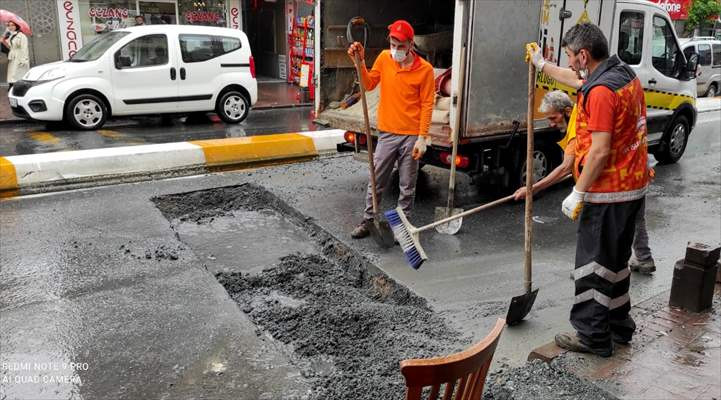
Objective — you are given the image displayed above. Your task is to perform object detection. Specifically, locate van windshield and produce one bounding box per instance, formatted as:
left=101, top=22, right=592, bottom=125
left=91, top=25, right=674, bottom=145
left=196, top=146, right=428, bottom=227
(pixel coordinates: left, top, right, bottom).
left=70, top=31, right=130, bottom=62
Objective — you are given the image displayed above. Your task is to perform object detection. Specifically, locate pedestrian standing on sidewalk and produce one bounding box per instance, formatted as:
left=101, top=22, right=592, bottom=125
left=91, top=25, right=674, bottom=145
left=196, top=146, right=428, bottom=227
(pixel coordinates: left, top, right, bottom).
left=532, top=23, right=650, bottom=357
left=2, top=20, right=29, bottom=89
left=514, top=89, right=656, bottom=274
left=347, top=20, right=435, bottom=239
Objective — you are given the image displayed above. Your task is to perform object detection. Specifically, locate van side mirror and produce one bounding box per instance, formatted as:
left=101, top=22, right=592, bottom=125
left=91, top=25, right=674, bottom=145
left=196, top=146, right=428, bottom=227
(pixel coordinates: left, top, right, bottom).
left=115, top=54, right=132, bottom=69
left=681, top=53, right=699, bottom=81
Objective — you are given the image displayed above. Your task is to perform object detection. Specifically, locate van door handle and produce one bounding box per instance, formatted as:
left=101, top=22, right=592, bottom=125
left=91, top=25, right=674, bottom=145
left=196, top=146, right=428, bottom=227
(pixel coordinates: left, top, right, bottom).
left=170, top=67, right=176, bottom=80
left=180, top=67, right=186, bottom=80
left=648, top=78, right=657, bottom=85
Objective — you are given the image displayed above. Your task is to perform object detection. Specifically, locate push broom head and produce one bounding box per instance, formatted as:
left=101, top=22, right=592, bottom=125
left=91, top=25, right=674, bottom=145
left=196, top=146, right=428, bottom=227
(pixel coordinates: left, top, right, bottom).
left=384, top=207, right=427, bottom=270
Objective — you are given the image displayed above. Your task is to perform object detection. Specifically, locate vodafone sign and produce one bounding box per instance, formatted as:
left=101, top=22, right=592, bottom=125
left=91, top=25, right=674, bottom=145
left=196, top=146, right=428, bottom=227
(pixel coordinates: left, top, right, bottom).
left=650, top=0, right=692, bottom=20
left=57, top=0, right=83, bottom=60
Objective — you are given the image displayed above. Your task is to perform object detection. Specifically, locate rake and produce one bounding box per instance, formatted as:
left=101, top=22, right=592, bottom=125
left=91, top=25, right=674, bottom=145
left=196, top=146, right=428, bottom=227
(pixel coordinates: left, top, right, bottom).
left=385, top=195, right=514, bottom=269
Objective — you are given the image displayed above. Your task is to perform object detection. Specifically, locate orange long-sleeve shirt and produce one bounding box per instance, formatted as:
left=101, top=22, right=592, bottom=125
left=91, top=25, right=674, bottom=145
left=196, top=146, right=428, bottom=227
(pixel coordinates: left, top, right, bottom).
left=360, top=50, right=435, bottom=136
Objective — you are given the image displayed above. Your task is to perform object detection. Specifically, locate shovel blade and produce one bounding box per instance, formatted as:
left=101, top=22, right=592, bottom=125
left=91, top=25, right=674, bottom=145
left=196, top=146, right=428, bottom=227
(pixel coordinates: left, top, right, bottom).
left=434, top=207, right=464, bottom=235
left=506, top=288, right=539, bottom=326
left=369, top=218, right=395, bottom=249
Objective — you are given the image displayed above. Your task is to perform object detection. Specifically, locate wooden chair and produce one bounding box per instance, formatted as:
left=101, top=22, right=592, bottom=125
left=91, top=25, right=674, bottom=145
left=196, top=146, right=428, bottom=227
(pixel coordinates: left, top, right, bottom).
left=400, top=318, right=505, bottom=400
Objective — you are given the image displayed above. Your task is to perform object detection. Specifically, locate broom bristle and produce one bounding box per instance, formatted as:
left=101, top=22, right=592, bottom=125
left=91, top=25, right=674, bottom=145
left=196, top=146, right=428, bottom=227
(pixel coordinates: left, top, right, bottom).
left=384, top=208, right=427, bottom=270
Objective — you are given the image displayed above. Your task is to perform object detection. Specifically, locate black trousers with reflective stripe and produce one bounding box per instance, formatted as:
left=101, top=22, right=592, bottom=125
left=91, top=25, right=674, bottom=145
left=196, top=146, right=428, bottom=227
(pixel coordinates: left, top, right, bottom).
left=571, top=198, right=644, bottom=351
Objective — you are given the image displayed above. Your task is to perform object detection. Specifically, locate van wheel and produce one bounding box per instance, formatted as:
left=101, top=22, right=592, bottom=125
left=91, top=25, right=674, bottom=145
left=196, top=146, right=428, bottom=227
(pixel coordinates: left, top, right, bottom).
left=654, top=115, right=689, bottom=165
left=65, top=94, right=108, bottom=130
left=216, top=91, right=249, bottom=124
left=706, top=83, right=717, bottom=98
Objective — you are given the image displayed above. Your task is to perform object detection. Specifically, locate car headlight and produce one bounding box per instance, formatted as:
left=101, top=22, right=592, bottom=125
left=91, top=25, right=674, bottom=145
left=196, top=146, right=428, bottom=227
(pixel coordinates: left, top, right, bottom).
left=36, top=68, right=66, bottom=81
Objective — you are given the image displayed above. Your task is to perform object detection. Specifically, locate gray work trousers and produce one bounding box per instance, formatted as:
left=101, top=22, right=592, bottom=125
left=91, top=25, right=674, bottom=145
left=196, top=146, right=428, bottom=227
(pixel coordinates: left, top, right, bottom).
left=632, top=200, right=652, bottom=260
left=364, top=133, right=419, bottom=221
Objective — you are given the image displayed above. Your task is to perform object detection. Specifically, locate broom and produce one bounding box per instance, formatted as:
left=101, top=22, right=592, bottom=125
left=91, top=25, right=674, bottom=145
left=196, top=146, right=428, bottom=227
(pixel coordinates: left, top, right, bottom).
left=385, top=195, right=515, bottom=269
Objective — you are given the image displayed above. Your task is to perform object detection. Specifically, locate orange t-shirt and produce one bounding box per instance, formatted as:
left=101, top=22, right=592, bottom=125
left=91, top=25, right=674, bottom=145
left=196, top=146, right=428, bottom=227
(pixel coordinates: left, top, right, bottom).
left=361, top=50, right=435, bottom=136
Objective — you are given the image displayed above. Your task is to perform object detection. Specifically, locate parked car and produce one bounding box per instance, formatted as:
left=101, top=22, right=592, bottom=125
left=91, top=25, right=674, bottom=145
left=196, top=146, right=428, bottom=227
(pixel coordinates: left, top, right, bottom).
left=8, top=25, right=257, bottom=130
left=681, top=37, right=721, bottom=97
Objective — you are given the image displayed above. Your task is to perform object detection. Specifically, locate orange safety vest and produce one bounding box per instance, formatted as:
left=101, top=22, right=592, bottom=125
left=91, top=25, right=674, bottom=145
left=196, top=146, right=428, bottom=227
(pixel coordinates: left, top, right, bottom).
left=574, top=56, right=649, bottom=203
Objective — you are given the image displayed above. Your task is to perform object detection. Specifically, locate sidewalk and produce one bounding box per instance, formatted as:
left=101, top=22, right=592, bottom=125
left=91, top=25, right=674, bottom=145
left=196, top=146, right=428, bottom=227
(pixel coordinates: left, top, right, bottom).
left=0, top=88, right=21, bottom=124
left=533, top=286, right=720, bottom=400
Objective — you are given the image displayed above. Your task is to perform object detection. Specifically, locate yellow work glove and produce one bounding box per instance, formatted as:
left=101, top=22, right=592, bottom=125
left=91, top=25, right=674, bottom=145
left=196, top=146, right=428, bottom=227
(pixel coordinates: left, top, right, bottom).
left=525, top=42, right=546, bottom=71
left=561, top=187, right=586, bottom=221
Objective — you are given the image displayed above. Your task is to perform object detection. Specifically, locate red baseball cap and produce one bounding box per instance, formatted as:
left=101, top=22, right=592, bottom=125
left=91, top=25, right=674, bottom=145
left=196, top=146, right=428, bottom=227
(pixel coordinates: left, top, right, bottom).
left=388, top=20, right=414, bottom=42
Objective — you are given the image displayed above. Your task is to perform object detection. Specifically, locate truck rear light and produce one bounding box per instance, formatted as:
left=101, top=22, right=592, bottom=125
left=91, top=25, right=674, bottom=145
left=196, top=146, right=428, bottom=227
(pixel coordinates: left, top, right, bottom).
left=439, top=151, right=470, bottom=168
left=249, top=55, right=256, bottom=78
left=344, top=131, right=367, bottom=145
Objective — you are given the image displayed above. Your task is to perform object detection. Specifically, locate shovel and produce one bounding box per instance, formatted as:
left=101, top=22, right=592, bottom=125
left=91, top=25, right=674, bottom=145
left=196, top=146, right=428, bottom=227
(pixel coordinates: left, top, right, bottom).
left=506, top=61, right=539, bottom=326
left=353, top=51, right=395, bottom=248
left=434, top=46, right=467, bottom=235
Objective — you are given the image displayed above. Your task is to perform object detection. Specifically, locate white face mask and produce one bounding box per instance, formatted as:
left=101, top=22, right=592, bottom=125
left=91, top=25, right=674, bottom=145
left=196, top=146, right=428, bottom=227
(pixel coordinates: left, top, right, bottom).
left=390, top=48, right=408, bottom=63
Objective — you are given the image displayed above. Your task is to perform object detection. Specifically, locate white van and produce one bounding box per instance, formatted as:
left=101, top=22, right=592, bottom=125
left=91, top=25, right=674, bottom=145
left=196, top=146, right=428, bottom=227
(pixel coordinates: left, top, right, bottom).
left=681, top=37, right=721, bottom=97
left=8, top=25, right=257, bottom=130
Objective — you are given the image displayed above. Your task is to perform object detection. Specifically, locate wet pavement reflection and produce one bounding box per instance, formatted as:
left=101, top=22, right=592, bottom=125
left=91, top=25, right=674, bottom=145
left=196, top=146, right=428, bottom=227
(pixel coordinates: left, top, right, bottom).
left=0, top=107, right=318, bottom=156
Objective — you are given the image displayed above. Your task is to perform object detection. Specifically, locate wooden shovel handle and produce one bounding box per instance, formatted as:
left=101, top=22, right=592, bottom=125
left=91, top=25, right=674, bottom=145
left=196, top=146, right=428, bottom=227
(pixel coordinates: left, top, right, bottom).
left=524, top=62, right=536, bottom=293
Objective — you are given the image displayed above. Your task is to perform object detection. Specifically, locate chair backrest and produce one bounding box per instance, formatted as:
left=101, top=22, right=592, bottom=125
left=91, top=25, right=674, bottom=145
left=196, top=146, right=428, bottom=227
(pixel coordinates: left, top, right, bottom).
left=400, top=318, right=505, bottom=400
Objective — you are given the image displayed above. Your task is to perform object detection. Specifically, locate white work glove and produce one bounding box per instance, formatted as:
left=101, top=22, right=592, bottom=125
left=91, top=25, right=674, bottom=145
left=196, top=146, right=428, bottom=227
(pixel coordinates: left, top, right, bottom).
left=412, top=135, right=430, bottom=160
left=525, top=43, right=546, bottom=72
left=561, top=187, right=586, bottom=221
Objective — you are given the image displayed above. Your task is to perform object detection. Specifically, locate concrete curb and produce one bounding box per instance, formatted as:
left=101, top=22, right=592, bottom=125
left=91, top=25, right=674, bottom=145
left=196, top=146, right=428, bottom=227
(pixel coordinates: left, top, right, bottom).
left=0, top=129, right=346, bottom=198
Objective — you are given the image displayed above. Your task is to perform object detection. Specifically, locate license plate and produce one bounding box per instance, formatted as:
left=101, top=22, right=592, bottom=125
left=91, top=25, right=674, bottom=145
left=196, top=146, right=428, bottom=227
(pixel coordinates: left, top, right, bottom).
left=9, top=97, right=17, bottom=107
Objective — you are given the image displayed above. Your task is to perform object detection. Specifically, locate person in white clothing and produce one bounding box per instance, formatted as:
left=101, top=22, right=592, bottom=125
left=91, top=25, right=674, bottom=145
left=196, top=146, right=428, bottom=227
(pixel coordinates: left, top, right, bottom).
left=2, top=21, right=29, bottom=88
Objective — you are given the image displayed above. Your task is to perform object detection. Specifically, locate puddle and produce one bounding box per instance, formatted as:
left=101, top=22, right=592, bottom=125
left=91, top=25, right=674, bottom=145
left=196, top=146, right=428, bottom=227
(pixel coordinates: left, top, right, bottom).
left=174, top=209, right=316, bottom=274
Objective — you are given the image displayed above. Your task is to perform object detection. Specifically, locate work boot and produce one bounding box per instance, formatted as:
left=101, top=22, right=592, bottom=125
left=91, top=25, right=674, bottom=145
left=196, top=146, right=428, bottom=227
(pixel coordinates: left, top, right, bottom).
left=555, top=332, right=612, bottom=358
left=629, top=255, right=656, bottom=275
left=612, top=333, right=631, bottom=345
left=351, top=219, right=372, bottom=239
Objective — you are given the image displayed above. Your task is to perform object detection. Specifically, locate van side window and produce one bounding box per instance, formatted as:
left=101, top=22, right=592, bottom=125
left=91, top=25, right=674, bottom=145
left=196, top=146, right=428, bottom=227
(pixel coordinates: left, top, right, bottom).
left=180, top=34, right=242, bottom=63
left=618, top=12, right=644, bottom=65
left=651, top=16, right=680, bottom=77
left=116, top=34, right=168, bottom=68
left=698, top=44, right=712, bottom=66
left=683, top=46, right=696, bottom=63
left=713, top=44, right=721, bottom=67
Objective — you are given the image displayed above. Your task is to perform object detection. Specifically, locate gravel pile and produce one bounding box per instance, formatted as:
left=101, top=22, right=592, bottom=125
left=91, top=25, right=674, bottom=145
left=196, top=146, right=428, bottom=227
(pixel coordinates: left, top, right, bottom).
left=217, top=254, right=464, bottom=400
left=482, top=359, right=618, bottom=400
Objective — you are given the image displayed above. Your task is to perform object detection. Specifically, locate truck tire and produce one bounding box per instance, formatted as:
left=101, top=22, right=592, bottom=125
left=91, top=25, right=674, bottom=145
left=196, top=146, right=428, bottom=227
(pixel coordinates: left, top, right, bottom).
left=654, top=115, right=689, bottom=165
left=64, top=93, right=108, bottom=130
left=515, top=141, right=560, bottom=189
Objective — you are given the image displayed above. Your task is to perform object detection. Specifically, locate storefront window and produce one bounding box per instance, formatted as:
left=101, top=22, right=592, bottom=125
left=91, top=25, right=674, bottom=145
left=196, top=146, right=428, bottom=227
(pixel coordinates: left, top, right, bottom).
left=78, top=0, right=137, bottom=45
left=178, top=0, right=227, bottom=27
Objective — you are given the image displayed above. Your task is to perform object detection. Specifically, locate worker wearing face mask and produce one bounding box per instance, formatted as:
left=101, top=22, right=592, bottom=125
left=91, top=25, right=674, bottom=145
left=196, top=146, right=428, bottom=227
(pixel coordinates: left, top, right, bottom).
left=347, top=20, right=435, bottom=239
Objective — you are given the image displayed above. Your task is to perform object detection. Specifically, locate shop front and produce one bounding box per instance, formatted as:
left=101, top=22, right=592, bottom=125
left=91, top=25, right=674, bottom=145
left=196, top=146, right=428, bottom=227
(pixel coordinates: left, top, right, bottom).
left=57, top=0, right=243, bottom=60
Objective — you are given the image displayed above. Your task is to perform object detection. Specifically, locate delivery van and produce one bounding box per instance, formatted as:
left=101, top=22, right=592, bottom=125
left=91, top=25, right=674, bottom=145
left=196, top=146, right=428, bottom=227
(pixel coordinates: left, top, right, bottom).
left=681, top=36, right=721, bottom=97
left=8, top=25, right=257, bottom=130
left=320, top=0, right=698, bottom=190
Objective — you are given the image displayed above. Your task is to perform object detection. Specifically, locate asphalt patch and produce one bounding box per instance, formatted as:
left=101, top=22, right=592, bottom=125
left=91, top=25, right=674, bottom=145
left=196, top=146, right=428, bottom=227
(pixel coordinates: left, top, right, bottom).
left=152, top=183, right=616, bottom=400
left=153, top=184, right=466, bottom=399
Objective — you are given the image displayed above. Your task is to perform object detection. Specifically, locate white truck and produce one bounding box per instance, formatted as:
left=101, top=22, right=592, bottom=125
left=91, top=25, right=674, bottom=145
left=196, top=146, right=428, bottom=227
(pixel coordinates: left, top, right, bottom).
left=317, top=0, right=698, bottom=191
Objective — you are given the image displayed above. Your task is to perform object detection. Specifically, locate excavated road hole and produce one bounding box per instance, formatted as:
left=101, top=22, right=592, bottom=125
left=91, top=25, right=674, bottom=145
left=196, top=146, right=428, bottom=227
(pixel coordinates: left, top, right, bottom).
left=153, top=183, right=617, bottom=400
left=153, top=184, right=466, bottom=399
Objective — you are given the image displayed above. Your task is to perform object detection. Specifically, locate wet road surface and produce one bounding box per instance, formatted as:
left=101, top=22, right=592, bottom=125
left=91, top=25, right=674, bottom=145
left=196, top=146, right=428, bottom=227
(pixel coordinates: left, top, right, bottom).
left=0, top=106, right=318, bottom=156
left=0, top=111, right=718, bottom=399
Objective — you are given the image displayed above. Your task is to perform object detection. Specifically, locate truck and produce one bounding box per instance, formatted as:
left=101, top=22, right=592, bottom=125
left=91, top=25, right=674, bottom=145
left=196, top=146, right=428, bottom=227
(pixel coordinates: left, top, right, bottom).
left=314, top=0, right=698, bottom=191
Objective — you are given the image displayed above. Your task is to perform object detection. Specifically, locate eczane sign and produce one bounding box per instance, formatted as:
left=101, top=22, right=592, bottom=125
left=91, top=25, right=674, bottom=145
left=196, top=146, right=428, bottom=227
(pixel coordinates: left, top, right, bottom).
left=57, top=0, right=83, bottom=60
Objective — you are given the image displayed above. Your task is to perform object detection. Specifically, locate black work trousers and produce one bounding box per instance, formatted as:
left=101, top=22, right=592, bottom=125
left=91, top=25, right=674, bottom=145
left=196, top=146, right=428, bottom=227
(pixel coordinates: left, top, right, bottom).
left=571, top=198, right=644, bottom=352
